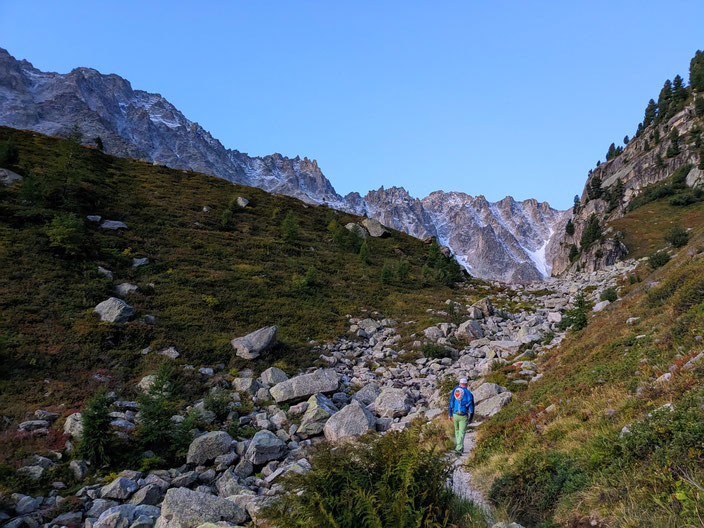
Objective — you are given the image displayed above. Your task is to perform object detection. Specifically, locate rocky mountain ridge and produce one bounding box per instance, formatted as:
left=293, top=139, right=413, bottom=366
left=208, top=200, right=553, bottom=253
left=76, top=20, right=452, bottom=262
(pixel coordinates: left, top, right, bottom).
left=0, top=47, right=563, bottom=282
left=550, top=92, right=704, bottom=275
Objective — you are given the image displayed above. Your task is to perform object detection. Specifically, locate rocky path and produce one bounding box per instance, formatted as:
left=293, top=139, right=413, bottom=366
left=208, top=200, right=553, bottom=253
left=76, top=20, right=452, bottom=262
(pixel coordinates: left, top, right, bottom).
left=450, top=427, right=493, bottom=518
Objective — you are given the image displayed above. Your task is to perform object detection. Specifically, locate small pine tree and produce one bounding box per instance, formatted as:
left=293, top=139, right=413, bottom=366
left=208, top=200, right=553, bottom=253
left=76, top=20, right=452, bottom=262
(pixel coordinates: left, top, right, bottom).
left=568, top=244, right=579, bottom=263
left=67, top=124, right=83, bottom=144
left=396, top=260, right=410, bottom=283
left=656, top=79, right=673, bottom=122
left=572, top=195, right=581, bottom=214
left=580, top=214, right=601, bottom=249
left=691, top=50, right=704, bottom=91
left=380, top=263, right=394, bottom=285
left=672, top=75, right=688, bottom=108
left=358, top=239, right=370, bottom=264
left=666, top=127, right=680, bottom=158
left=281, top=212, right=299, bottom=244
left=695, top=96, right=704, bottom=118
left=643, top=99, right=657, bottom=127
left=78, top=388, right=115, bottom=467
left=623, top=135, right=629, bottom=145
left=665, top=226, right=689, bottom=248
left=136, top=362, right=184, bottom=461
left=565, top=218, right=575, bottom=236
left=587, top=175, right=603, bottom=200
left=46, top=212, right=87, bottom=257
left=94, top=136, right=104, bottom=151
left=0, top=139, right=20, bottom=168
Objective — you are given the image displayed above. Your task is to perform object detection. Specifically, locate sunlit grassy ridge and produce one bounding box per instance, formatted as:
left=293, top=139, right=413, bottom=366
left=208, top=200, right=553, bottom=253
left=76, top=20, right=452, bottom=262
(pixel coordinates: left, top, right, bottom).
left=470, top=196, right=704, bottom=527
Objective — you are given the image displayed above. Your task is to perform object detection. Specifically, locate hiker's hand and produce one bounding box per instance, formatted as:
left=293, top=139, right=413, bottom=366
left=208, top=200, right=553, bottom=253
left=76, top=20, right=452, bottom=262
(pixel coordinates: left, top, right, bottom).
left=447, top=415, right=452, bottom=421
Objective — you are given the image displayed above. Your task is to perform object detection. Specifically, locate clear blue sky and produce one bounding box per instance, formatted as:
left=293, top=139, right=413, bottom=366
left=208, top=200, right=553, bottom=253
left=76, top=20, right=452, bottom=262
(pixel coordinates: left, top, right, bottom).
left=2, top=1, right=703, bottom=208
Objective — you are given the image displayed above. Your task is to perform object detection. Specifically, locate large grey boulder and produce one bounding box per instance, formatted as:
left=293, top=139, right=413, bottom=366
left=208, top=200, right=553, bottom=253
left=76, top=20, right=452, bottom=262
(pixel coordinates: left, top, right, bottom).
left=231, top=326, right=278, bottom=359
left=115, top=283, right=138, bottom=296
left=362, top=218, right=390, bottom=237
left=129, top=484, right=164, bottom=506
left=155, top=487, right=247, bottom=528
left=456, top=319, right=484, bottom=341
left=63, top=412, right=83, bottom=439
left=101, top=477, right=138, bottom=500
left=472, top=383, right=504, bottom=404
left=490, top=341, right=522, bottom=355
left=101, top=220, right=128, bottom=230
left=475, top=392, right=512, bottom=418
left=244, top=430, right=286, bottom=465
left=593, top=300, right=610, bottom=312
left=232, top=377, right=261, bottom=395
left=298, top=394, right=337, bottom=436
left=215, top=469, right=249, bottom=497
left=270, top=369, right=339, bottom=403
left=260, top=366, right=289, bottom=385
left=352, top=383, right=382, bottom=406
left=0, top=168, right=22, bottom=185
left=323, top=400, right=375, bottom=443
left=372, top=388, right=413, bottom=418
left=186, top=431, right=232, bottom=465
left=472, top=297, right=494, bottom=318
left=94, top=297, right=134, bottom=323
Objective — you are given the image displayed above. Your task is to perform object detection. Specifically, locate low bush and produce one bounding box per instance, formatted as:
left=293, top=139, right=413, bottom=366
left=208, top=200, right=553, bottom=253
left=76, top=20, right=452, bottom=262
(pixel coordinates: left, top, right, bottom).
left=419, top=343, right=450, bottom=359
left=263, top=424, right=486, bottom=527
left=46, top=212, right=87, bottom=257
left=600, top=287, right=618, bottom=302
left=664, top=226, right=689, bottom=248
left=648, top=251, right=670, bottom=270
left=488, top=450, right=587, bottom=526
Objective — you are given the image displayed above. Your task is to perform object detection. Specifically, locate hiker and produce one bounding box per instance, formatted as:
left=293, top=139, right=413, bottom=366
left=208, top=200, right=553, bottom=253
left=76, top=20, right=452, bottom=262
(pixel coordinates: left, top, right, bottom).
left=448, top=377, right=474, bottom=455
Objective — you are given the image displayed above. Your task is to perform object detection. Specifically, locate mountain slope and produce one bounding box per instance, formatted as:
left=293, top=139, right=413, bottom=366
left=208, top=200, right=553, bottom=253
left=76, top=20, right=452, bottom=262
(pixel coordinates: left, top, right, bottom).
left=0, top=126, right=464, bottom=428
left=0, top=47, right=563, bottom=282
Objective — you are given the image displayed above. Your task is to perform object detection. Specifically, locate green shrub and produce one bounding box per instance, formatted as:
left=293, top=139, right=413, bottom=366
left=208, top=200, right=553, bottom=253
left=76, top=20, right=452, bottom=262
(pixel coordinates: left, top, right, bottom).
left=0, top=139, right=19, bottom=167
left=419, top=343, right=450, bottom=359
left=600, top=287, right=618, bottom=302
left=557, top=291, right=591, bottom=331
left=648, top=251, right=670, bottom=270
left=77, top=388, right=116, bottom=467
left=281, top=212, right=300, bottom=244
left=46, top=212, right=87, bottom=256
left=381, top=263, right=394, bottom=285
left=204, top=389, right=231, bottom=422
left=568, top=244, right=579, bottom=263
left=136, top=362, right=190, bottom=463
left=396, top=260, right=410, bottom=283
left=488, top=450, right=587, bottom=527
left=358, top=239, right=370, bottom=264
left=665, top=226, right=689, bottom=248
left=263, top=424, right=485, bottom=528
left=579, top=214, right=602, bottom=249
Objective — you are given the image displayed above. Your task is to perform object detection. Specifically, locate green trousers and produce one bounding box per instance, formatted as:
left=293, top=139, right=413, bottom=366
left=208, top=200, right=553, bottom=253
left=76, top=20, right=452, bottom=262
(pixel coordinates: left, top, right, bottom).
left=452, top=414, right=468, bottom=453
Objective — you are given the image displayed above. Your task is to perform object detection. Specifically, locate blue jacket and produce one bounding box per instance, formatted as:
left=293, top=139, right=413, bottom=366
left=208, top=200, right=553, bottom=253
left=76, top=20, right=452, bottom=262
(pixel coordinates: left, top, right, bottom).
left=448, top=386, right=474, bottom=417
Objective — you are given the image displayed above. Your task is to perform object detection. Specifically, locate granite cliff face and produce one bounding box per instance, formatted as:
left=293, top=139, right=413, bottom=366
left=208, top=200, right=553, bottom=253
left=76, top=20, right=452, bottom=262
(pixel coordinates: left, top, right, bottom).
left=344, top=188, right=566, bottom=282
left=0, top=47, right=565, bottom=282
left=550, top=100, right=703, bottom=275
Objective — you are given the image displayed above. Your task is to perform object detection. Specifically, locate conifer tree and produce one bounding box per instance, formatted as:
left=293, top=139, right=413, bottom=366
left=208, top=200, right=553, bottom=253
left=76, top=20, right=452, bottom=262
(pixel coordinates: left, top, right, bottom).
left=78, top=388, right=115, bottom=467
left=690, top=50, right=704, bottom=92
left=643, top=99, right=657, bottom=127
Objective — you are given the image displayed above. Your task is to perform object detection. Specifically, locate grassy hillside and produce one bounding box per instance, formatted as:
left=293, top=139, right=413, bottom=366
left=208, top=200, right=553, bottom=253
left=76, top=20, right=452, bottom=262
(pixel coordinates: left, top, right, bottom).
left=470, top=195, right=704, bottom=526
left=0, top=127, right=463, bottom=436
